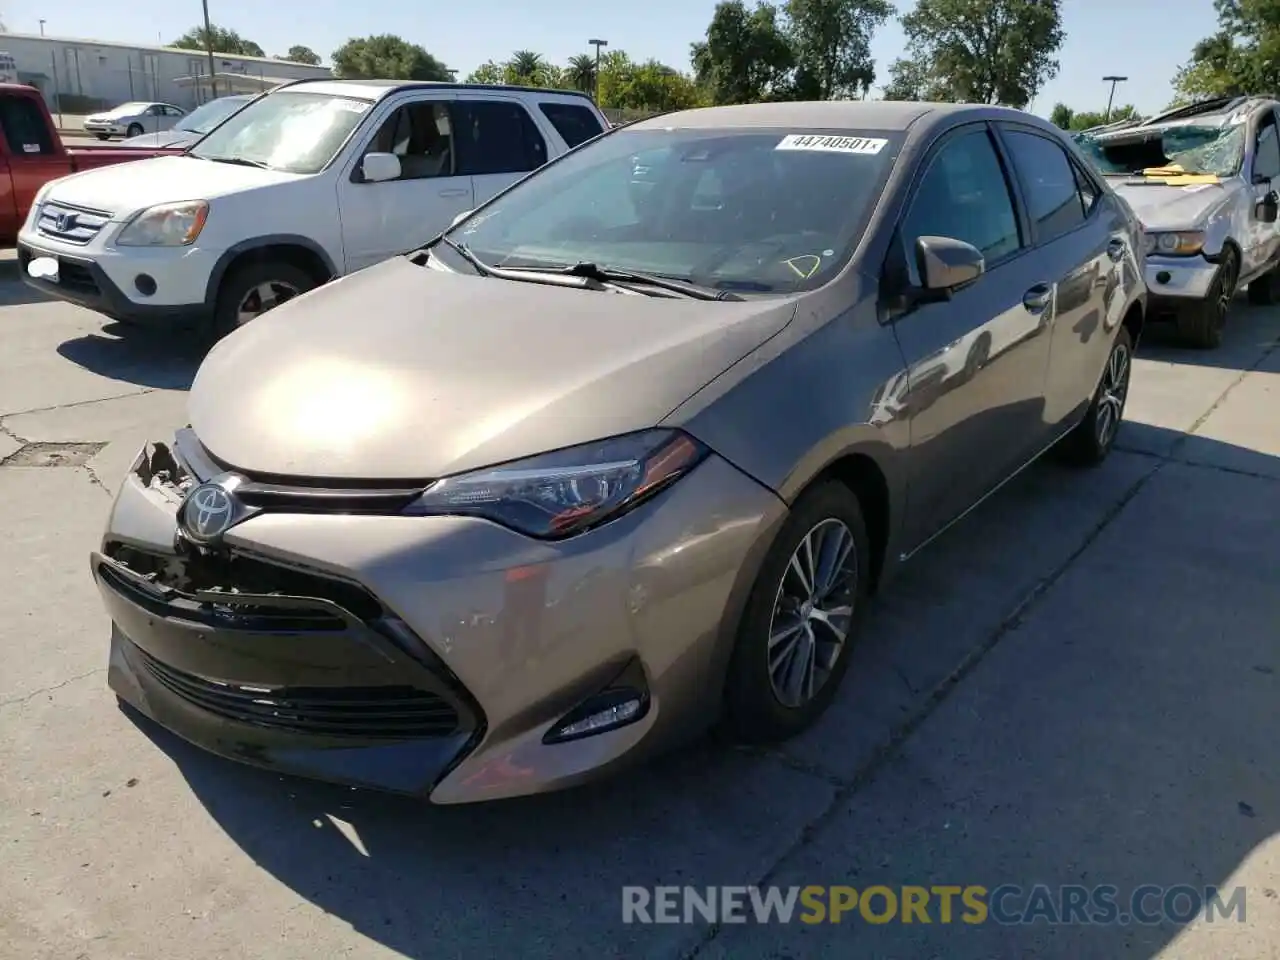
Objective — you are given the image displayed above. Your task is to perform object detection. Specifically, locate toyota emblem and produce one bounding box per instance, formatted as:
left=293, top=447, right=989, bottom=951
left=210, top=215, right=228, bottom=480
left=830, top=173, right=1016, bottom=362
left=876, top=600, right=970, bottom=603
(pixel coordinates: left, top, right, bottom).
left=180, top=482, right=236, bottom=542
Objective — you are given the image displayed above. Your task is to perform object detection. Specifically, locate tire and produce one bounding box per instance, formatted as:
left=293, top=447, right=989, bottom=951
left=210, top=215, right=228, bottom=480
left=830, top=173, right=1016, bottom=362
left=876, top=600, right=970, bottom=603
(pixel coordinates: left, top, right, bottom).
left=1177, top=249, right=1237, bottom=349
left=722, top=481, right=871, bottom=743
left=95, top=133, right=109, bottom=141
left=210, top=260, right=317, bottom=339
left=1055, top=326, right=1133, bottom=467
left=126, top=123, right=143, bottom=138
left=1247, top=265, right=1279, bottom=306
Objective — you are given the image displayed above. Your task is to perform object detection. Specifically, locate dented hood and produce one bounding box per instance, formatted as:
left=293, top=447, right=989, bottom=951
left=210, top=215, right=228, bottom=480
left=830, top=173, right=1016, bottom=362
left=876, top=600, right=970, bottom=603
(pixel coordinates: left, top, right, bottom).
left=188, top=257, right=796, bottom=481
left=1110, top=178, right=1238, bottom=231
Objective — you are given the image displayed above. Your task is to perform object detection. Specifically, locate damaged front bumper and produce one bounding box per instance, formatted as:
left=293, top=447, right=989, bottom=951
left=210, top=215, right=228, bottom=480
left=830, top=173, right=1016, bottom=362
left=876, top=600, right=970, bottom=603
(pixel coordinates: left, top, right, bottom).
left=95, top=433, right=786, bottom=803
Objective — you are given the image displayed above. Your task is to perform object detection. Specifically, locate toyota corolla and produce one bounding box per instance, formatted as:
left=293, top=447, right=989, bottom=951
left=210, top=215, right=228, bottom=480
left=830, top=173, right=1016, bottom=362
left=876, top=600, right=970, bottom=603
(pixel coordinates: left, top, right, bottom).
left=93, top=100, right=1146, bottom=804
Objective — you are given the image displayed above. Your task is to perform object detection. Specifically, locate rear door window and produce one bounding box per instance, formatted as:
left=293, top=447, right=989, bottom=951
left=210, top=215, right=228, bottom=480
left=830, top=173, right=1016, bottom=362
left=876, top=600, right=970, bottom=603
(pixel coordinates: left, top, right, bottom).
left=1003, top=129, right=1090, bottom=242
left=538, top=102, right=605, bottom=148
left=455, top=100, right=548, bottom=175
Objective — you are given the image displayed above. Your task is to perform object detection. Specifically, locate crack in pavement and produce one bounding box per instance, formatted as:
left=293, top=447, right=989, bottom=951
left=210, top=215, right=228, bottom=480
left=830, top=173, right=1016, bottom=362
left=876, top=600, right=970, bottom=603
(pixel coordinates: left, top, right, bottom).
left=0, top=387, right=158, bottom=424
left=0, top=668, right=105, bottom=710
left=682, top=345, right=1277, bottom=958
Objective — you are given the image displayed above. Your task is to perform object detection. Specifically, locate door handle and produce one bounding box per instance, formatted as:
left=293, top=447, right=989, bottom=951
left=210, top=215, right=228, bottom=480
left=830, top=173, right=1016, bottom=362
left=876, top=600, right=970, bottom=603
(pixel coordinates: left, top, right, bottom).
left=1106, top=238, right=1126, bottom=262
left=1022, top=283, right=1053, bottom=314
left=438, top=188, right=469, bottom=198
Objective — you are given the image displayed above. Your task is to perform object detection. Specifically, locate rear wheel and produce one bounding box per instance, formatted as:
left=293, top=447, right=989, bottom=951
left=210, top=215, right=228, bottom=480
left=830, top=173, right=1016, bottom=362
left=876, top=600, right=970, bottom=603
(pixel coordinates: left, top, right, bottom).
left=722, top=482, right=870, bottom=742
left=1056, top=326, right=1133, bottom=466
left=210, top=260, right=316, bottom=339
left=1177, top=248, right=1237, bottom=349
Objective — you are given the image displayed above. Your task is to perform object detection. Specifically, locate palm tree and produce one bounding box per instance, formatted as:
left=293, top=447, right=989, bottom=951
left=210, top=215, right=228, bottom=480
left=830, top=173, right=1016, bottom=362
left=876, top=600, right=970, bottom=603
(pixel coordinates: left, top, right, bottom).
left=566, top=54, right=597, bottom=93
left=509, top=50, right=546, bottom=84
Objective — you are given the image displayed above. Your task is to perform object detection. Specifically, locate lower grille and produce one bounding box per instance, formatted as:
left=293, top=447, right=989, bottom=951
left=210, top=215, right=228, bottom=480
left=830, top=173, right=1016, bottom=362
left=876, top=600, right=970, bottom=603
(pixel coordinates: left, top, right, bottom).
left=133, top=644, right=461, bottom=739
left=57, top=260, right=100, bottom=296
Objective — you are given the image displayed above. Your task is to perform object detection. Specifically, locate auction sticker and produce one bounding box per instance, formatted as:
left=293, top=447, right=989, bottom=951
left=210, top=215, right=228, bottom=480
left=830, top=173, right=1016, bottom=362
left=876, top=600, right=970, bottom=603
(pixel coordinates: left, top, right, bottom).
left=776, top=134, right=887, bottom=154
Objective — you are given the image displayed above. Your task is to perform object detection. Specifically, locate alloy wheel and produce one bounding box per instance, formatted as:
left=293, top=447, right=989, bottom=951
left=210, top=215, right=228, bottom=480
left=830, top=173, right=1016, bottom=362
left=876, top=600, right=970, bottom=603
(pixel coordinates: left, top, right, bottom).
left=236, top=280, right=301, bottom=326
left=767, top=518, right=859, bottom=708
left=1095, top=340, right=1131, bottom=448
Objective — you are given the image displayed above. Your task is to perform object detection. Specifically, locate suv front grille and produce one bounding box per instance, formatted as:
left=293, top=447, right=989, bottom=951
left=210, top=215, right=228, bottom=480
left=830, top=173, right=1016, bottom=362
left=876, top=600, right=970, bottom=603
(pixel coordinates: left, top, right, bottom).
left=37, top=201, right=111, bottom=245
left=133, top=645, right=461, bottom=739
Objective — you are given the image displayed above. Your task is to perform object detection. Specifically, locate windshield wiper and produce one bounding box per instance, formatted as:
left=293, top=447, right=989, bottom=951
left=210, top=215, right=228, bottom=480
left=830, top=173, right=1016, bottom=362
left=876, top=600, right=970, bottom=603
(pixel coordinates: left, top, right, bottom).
left=504, top=262, right=743, bottom=301
left=196, top=155, right=271, bottom=169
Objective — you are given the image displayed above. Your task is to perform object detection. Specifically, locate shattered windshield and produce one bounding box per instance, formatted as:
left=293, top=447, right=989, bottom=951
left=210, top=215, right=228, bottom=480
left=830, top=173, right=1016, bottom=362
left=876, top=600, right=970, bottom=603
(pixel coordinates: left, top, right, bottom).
left=1077, top=123, right=1244, bottom=177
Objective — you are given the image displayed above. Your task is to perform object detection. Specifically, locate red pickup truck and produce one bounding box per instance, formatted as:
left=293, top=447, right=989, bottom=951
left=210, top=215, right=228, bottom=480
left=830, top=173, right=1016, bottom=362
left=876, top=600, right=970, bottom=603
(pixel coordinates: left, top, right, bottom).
left=0, top=83, right=182, bottom=245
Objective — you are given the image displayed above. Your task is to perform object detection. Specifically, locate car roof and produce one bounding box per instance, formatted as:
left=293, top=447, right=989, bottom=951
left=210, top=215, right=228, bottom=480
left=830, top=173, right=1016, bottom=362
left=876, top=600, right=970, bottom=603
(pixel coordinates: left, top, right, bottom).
left=626, top=99, right=1042, bottom=134
left=280, top=78, right=597, bottom=104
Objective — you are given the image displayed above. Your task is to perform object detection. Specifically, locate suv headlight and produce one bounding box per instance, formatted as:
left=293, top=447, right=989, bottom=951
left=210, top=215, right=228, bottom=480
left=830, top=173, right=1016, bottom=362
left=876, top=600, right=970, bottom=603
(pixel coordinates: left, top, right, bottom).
left=403, top=429, right=709, bottom=539
left=1143, top=230, right=1205, bottom=256
left=116, top=200, right=209, bottom=247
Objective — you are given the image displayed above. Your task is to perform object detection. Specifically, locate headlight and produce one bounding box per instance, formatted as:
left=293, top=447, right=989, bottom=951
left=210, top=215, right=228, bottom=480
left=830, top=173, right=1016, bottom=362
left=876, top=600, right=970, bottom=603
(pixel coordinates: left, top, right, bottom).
left=1143, top=230, right=1205, bottom=256
left=403, top=429, right=709, bottom=539
left=115, top=200, right=209, bottom=247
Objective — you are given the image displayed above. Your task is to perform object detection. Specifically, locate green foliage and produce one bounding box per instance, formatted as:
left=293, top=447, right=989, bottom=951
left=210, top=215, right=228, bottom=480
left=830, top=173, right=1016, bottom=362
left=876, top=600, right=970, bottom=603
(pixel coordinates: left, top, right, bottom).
left=283, top=45, right=321, bottom=66
left=467, top=48, right=701, bottom=112
left=1050, top=103, right=1141, bottom=131
left=784, top=0, right=893, bottom=99
left=885, top=0, right=1065, bottom=108
left=331, top=35, right=452, bottom=82
left=691, top=1, right=795, bottom=104
left=1173, top=0, right=1280, bottom=101
left=171, top=24, right=264, bottom=58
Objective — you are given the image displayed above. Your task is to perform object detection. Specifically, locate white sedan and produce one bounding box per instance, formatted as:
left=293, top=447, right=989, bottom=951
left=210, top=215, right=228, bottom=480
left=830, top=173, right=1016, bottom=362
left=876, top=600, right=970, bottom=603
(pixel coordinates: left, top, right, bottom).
left=83, top=102, right=186, bottom=140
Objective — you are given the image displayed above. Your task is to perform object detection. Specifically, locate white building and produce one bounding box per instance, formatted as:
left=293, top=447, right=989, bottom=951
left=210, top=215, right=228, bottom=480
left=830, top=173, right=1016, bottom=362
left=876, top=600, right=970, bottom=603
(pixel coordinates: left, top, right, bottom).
left=0, top=31, right=333, bottom=113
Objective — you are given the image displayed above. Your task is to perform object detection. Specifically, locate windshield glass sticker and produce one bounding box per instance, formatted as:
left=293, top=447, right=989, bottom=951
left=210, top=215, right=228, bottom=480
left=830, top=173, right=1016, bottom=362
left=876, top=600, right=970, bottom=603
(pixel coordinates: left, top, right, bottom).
left=784, top=255, right=823, bottom=279
left=332, top=99, right=370, bottom=113
left=22, top=143, right=40, bottom=153
left=776, top=134, right=887, bottom=155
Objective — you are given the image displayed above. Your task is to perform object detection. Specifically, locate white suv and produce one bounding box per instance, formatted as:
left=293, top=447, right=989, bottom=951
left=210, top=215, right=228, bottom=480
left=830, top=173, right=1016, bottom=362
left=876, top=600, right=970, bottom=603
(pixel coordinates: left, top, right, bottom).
left=18, top=80, right=609, bottom=337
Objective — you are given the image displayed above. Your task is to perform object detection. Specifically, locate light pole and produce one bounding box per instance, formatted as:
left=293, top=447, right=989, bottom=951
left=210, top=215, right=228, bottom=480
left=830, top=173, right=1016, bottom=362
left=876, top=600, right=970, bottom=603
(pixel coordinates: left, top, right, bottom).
left=38, top=19, right=46, bottom=36
left=1102, top=75, right=1128, bottom=123
left=588, top=38, right=608, bottom=104
left=202, top=0, right=219, bottom=98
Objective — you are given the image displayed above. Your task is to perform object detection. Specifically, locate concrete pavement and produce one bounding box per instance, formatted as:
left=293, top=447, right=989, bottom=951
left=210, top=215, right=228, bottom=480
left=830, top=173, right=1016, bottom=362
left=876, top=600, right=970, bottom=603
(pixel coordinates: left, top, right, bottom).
left=0, top=262, right=1277, bottom=959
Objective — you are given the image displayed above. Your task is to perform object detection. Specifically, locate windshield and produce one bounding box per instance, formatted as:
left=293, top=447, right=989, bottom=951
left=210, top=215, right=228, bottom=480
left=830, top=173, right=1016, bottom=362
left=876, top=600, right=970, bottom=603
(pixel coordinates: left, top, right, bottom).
left=1077, top=122, right=1245, bottom=177
left=109, top=102, right=149, bottom=116
left=441, top=127, right=901, bottom=294
left=176, top=97, right=249, bottom=134
left=188, top=91, right=373, bottom=174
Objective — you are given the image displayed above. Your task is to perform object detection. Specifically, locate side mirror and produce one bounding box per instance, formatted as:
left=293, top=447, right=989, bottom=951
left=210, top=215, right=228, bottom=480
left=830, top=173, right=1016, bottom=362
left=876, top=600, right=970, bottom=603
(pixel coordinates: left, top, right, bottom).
left=916, top=235, right=985, bottom=292
left=450, top=209, right=473, bottom=229
left=1257, top=192, right=1279, bottom=223
left=361, top=152, right=401, bottom=183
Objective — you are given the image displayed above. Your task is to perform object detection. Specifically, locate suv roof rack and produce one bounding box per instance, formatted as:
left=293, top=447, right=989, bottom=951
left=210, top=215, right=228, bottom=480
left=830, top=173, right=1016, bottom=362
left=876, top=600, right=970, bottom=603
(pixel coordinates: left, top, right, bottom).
left=264, top=76, right=597, bottom=102
left=1142, top=95, right=1247, bottom=126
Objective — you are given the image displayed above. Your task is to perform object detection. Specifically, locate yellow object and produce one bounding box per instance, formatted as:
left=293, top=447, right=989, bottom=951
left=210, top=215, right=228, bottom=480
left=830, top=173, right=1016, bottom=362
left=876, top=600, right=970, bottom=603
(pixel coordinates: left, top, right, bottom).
left=1139, top=164, right=1220, bottom=186
left=784, top=255, right=823, bottom=279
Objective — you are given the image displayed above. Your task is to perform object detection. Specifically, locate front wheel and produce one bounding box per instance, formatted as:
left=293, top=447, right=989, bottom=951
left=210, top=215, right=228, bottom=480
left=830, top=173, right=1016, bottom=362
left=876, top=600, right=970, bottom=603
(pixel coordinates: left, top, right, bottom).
left=722, top=482, right=871, bottom=743
left=210, top=261, right=316, bottom=339
left=1055, top=326, right=1133, bottom=467
left=126, top=123, right=143, bottom=138
left=95, top=133, right=109, bottom=141
left=1177, top=249, right=1237, bottom=348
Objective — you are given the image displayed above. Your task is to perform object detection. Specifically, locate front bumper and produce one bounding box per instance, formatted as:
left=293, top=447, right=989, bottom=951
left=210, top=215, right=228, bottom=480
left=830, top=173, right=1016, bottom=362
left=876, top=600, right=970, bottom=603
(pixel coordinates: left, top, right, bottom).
left=96, top=439, right=786, bottom=803
left=1144, top=254, right=1219, bottom=304
left=83, top=121, right=126, bottom=136
left=17, top=234, right=216, bottom=328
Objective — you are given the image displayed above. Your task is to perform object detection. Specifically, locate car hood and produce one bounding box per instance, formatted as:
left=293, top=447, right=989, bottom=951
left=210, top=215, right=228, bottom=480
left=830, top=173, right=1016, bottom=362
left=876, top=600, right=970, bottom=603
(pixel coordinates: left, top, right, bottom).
left=188, top=257, right=797, bottom=480
left=1109, top=178, right=1237, bottom=230
left=45, top=155, right=303, bottom=218
left=118, top=130, right=200, bottom=149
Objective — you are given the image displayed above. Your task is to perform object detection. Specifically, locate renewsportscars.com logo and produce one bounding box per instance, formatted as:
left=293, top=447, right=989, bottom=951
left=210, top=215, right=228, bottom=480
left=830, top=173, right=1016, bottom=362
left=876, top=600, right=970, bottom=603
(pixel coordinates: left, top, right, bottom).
left=622, top=885, right=1248, bottom=926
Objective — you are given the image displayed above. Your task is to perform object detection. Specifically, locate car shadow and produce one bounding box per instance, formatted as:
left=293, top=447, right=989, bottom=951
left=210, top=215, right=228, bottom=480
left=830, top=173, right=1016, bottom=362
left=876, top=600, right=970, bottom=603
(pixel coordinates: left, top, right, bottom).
left=56, top=321, right=203, bottom=390
left=120, top=420, right=1280, bottom=959
left=1136, top=298, right=1280, bottom=370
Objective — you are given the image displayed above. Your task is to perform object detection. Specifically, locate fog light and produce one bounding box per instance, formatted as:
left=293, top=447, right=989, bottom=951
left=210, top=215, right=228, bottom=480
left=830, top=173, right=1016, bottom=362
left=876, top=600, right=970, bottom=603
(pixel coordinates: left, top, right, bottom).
left=1156, top=271, right=1171, bottom=284
left=134, top=273, right=157, bottom=296
left=544, top=687, right=647, bottom=744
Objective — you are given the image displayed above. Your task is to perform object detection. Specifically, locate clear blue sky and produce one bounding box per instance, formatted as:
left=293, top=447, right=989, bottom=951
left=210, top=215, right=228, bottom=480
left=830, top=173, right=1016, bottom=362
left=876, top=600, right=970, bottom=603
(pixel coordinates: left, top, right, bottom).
left=9, top=0, right=1218, bottom=116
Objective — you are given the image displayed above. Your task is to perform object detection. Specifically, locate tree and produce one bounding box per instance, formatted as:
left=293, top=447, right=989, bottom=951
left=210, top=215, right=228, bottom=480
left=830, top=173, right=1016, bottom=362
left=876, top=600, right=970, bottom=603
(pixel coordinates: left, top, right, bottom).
left=466, top=61, right=508, bottom=85
left=784, top=0, right=893, bottom=100
left=691, top=0, right=795, bottom=104
left=331, top=35, right=451, bottom=81
left=1172, top=0, right=1280, bottom=101
left=1049, top=102, right=1074, bottom=129
left=465, top=53, right=565, bottom=88
left=885, top=0, right=1065, bottom=108
left=566, top=54, right=597, bottom=93
left=171, top=24, right=264, bottom=58
left=283, top=45, right=321, bottom=66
